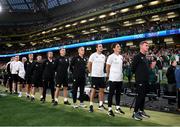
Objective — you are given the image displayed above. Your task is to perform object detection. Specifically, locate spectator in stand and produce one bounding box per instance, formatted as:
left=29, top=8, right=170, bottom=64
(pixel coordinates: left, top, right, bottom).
left=156, top=56, right=163, bottom=84
left=175, top=61, right=180, bottom=111
left=148, top=58, right=158, bottom=100
left=166, top=60, right=177, bottom=105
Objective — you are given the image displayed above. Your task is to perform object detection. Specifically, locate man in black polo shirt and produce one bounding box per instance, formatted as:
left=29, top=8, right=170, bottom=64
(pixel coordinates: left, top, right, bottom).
left=132, top=41, right=150, bottom=121
left=70, top=47, right=87, bottom=108
left=24, top=54, right=34, bottom=98
left=42, top=52, right=56, bottom=103
left=31, top=55, right=43, bottom=101
left=54, top=48, right=71, bottom=106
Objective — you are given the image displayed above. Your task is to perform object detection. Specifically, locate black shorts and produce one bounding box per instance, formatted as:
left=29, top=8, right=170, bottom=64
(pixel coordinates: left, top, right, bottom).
left=25, top=75, right=32, bottom=84
left=56, top=78, right=68, bottom=87
left=32, top=80, right=43, bottom=87
left=12, top=74, right=19, bottom=83
left=55, top=74, right=68, bottom=87
left=91, top=77, right=105, bottom=89
left=18, top=77, right=25, bottom=84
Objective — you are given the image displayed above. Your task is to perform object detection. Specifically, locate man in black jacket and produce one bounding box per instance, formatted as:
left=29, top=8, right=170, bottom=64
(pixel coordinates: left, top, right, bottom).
left=54, top=48, right=71, bottom=106
left=131, top=41, right=150, bottom=121
left=156, top=56, right=163, bottom=84
left=42, top=52, right=56, bottom=103
left=166, top=60, right=177, bottom=105
left=31, top=55, right=43, bottom=101
left=24, top=54, right=34, bottom=98
left=70, top=47, right=87, bottom=108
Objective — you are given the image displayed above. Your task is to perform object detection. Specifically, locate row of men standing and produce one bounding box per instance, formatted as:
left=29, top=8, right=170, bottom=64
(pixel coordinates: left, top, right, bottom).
left=6, top=42, right=150, bottom=120
left=8, top=48, right=85, bottom=106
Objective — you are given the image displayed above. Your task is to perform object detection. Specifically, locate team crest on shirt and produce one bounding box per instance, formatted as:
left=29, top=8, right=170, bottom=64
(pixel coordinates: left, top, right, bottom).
left=27, top=63, right=29, bottom=65
left=77, top=58, right=80, bottom=61
left=52, top=62, right=54, bottom=64
left=59, top=59, right=62, bottom=62
left=65, top=59, right=68, bottom=62
left=84, top=58, right=86, bottom=61
left=36, top=64, right=38, bottom=67
left=141, top=57, right=144, bottom=60
left=46, top=62, right=48, bottom=65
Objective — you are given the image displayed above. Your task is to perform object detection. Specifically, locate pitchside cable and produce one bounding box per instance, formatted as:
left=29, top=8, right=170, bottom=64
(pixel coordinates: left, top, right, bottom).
left=0, top=28, right=180, bottom=58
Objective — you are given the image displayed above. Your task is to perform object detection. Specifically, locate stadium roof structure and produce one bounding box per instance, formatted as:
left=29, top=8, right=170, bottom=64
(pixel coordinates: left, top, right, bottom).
left=0, top=0, right=73, bottom=12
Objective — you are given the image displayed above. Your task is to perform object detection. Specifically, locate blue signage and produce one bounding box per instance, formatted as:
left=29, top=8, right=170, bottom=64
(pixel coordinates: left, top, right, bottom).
left=0, top=28, right=180, bottom=58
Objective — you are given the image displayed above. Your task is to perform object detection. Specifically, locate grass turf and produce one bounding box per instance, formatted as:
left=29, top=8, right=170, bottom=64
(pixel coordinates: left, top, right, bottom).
left=0, top=95, right=159, bottom=126
left=0, top=86, right=180, bottom=126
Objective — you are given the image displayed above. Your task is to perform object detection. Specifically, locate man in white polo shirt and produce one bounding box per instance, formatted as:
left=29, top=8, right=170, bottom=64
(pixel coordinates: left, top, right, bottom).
left=10, top=55, right=25, bottom=97
left=88, top=44, right=106, bottom=112
left=10, top=56, right=20, bottom=94
left=106, top=43, right=125, bottom=117
left=17, top=57, right=26, bottom=97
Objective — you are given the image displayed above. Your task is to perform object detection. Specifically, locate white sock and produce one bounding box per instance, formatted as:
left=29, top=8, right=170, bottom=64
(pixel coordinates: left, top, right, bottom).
left=99, top=101, right=103, bottom=106
left=90, top=101, right=93, bottom=106
left=64, top=98, right=68, bottom=102
left=108, top=107, right=112, bottom=111
left=40, top=95, right=43, bottom=98
left=31, top=95, right=35, bottom=98
left=55, top=98, right=58, bottom=102
left=116, top=106, right=120, bottom=109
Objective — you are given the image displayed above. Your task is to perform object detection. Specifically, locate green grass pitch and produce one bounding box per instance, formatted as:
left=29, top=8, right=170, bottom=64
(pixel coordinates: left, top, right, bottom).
left=0, top=86, right=180, bottom=126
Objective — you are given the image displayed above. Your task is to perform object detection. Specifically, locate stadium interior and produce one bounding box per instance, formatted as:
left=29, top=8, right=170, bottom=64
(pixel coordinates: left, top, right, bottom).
left=0, top=0, right=180, bottom=126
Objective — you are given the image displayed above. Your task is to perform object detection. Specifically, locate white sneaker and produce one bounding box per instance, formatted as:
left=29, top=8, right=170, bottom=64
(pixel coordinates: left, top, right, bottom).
left=73, top=104, right=79, bottom=108
left=98, top=105, right=107, bottom=111
left=79, top=103, right=87, bottom=108
left=115, top=108, right=125, bottom=114
left=18, top=93, right=22, bottom=98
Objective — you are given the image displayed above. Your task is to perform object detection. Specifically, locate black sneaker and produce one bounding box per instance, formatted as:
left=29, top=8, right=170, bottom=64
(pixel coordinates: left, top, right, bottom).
left=132, top=112, right=142, bottom=121
left=40, top=98, right=43, bottom=101
left=41, top=99, right=45, bottom=103
left=98, top=105, right=107, bottom=111
left=115, top=108, right=125, bottom=114
left=64, top=101, right=71, bottom=105
left=52, top=99, right=55, bottom=103
left=108, top=110, right=115, bottom=117
left=139, top=111, right=150, bottom=118
left=31, top=97, right=35, bottom=102
left=26, top=95, right=30, bottom=99
left=89, top=105, right=94, bottom=112
left=53, top=101, right=58, bottom=106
